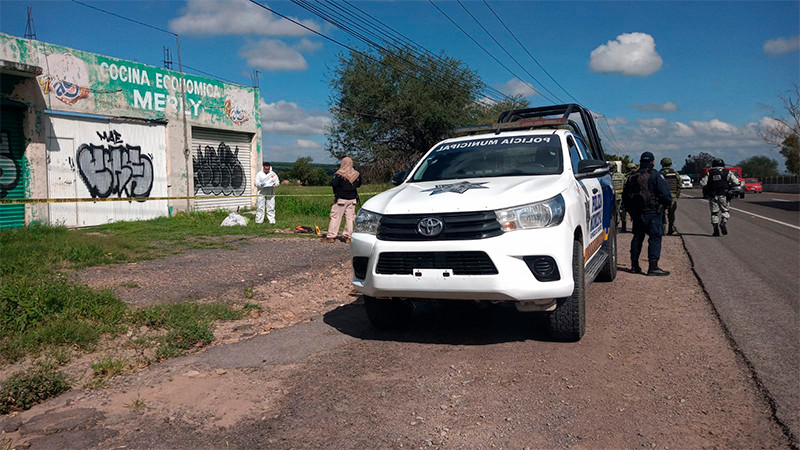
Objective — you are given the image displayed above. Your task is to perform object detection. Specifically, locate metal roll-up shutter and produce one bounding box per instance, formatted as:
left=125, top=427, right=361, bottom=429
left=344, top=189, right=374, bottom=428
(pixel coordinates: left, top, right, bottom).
left=191, top=127, right=253, bottom=211
left=0, top=106, right=27, bottom=228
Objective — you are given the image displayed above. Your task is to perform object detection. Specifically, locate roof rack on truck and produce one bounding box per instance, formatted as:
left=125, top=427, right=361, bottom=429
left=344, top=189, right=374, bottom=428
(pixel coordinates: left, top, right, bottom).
left=453, top=104, right=606, bottom=161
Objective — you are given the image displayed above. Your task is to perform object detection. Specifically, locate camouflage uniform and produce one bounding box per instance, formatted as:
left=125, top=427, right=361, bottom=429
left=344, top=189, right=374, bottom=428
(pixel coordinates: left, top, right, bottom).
left=699, top=160, right=740, bottom=236
left=611, top=165, right=626, bottom=228
left=619, top=162, right=638, bottom=232
left=659, top=158, right=681, bottom=235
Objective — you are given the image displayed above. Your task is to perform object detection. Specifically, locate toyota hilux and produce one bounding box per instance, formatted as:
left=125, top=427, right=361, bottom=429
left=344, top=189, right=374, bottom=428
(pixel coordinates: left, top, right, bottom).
left=350, top=104, right=617, bottom=341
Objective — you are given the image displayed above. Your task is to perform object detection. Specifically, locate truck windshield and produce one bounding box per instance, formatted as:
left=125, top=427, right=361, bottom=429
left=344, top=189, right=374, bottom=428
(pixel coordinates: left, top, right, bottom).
left=410, top=135, right=563, bottom=182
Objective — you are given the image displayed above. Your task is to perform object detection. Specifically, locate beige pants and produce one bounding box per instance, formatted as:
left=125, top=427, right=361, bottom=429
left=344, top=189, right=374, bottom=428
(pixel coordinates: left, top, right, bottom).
left=326, top=198, right=357, bottom=238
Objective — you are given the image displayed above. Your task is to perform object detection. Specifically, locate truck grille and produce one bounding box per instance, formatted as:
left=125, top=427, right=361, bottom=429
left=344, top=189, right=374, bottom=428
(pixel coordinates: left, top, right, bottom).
left=377, top=211, right=502, bottom=241
left=376, top=251, right=498, bottom=275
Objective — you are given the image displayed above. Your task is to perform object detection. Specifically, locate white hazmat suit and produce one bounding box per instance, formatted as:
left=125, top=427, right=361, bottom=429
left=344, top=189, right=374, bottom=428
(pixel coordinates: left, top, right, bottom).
left=254, top=167, right=280, bottom=224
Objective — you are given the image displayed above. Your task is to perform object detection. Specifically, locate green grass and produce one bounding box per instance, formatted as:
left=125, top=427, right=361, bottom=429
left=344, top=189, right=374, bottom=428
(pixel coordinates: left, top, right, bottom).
left=0, top=361, right=70, bottom=414
left=0, top=184, right=391, bottom=367
left=90, top=356, right=127, bottom=387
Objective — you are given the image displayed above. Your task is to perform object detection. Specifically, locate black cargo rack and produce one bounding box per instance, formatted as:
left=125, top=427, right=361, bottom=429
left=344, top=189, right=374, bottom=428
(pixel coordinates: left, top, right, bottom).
left=453, top=104, right=606, bottom=160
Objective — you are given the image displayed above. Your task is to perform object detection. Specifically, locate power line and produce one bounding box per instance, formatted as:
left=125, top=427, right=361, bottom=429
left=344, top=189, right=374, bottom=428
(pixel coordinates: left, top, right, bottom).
left=182, top=64, right=239, bottom=85
left=428, top=0, right=555, bottom=105
left=481, top=0, right=582, bottom=105
left=71, top=0, right=175, bottom=36
left=456, top=0, right=562, bottom=104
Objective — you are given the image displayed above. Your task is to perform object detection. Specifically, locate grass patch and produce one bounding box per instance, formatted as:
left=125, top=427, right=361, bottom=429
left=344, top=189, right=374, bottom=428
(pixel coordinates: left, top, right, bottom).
left=125, top=395, right=150, bottom=411
left=120, top=282, right=140, bottom=288
left=0, top=362, right=70, bottom=414
left=243, top=286, right=255, bottom=299
left=89, top=356, right=127, bottom=387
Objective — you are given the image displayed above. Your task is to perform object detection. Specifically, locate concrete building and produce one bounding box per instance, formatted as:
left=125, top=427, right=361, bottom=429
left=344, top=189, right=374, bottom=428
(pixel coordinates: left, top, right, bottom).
left=0, top=33, right=261, bottom=228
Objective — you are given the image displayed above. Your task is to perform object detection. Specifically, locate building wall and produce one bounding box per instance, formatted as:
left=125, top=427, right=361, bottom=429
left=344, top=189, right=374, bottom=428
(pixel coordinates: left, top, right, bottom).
left=0, top=33, right=261, bottom=226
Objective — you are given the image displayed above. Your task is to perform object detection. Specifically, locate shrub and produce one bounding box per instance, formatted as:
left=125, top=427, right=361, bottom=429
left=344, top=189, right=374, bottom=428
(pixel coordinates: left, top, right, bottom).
left=0, top=362, right=70, bottom=414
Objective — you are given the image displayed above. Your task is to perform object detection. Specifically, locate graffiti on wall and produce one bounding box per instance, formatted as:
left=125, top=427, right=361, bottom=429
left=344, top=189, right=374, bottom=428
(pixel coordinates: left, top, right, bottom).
left=76, top=130, right=154, bottom=199
left=224, top=99, right=249, bottom=125
left=0, top=131, right=19, bottom=199
left=193, top=142, right=246, bottom=196
left=40, top=77, right=90, bottom=105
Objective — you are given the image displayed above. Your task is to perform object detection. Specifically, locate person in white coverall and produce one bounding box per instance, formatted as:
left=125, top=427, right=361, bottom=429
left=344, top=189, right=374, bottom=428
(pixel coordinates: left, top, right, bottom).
left=254, top=162, right=280, bottom=224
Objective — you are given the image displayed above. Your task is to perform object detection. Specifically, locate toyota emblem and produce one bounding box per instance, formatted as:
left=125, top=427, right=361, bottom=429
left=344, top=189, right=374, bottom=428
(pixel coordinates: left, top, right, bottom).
left=417, top=217, right=444, bottom=237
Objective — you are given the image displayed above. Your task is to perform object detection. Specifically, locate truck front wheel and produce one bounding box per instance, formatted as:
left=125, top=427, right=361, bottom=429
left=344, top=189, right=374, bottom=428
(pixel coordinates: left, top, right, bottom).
left=547, top=238, right=586, bottom=342
left=364, top=296, right=413, bottom=330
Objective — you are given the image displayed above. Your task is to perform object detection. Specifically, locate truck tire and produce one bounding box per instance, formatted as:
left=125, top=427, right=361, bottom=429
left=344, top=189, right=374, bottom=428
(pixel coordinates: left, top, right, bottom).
left=364, top=296, right=413, bottom=330
left=596, top=224, right=617, bottom=282
left=547, top=238, right=586, bottom=342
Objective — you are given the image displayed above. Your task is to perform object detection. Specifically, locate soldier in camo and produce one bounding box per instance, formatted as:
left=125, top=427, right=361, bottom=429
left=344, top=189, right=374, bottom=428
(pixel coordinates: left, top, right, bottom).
left=659, top=157, right=681, bottom=235
left=619, top=162, right=638, bottom=232
left=699, top=158, right=740, bottom=236
left=611, top=163, right=626, bottom=230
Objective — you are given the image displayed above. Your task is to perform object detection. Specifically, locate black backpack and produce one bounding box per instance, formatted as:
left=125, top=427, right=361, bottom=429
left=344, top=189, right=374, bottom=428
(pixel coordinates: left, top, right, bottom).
left=625, top=169, right=656, bottom=212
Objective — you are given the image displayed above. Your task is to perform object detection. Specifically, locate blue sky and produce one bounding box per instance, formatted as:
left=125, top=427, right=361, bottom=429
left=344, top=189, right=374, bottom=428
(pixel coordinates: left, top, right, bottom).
left=1, top=0, right=798, bottom=170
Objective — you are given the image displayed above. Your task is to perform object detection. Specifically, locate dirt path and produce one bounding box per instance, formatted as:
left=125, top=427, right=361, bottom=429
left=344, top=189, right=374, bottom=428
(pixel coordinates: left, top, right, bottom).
left=1, top=235, right=790, bottom=449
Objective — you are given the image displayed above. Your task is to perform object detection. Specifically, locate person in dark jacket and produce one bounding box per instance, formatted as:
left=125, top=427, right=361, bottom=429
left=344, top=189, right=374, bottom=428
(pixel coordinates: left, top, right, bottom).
left=322, top=157, right=362, bottom=244
left=622, top=151, right=672, bottom=276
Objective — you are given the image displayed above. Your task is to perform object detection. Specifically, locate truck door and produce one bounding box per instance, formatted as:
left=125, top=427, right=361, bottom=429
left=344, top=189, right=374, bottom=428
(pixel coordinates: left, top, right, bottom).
left=569, top=136, right=604, bottom=262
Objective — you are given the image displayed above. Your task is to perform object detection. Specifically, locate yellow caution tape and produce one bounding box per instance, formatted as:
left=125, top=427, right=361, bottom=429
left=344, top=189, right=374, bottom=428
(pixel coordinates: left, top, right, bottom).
left=0, top=192, right=382, bottom=205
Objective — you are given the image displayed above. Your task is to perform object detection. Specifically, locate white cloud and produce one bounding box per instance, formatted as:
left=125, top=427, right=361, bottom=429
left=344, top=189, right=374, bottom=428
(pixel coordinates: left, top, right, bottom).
left=498, top=78, right=538, bottom=97
left=763, top=35, right=800, bottom=56
left=632, top=101, right=678, bottom=112
left=673, top=122, right=695, bottom=137
left=261, top=99, right=332, bottom=136
left=240, top=39, right=309, bottom=71
left=296, top=139, right=321, bottom=149
left=170, top=0, right=320, bottom=36
left=589, top=32, right=663, bottom=76
left=689, top=119, right=738, bottom=135
left=605, top=116, right=629, bottom=126
left=636, top=118, right=668, bottom=127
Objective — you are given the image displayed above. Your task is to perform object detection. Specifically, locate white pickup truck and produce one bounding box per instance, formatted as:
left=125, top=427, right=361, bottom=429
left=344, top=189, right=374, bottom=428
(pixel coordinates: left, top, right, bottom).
left=350, top=104, right=617, bottom=341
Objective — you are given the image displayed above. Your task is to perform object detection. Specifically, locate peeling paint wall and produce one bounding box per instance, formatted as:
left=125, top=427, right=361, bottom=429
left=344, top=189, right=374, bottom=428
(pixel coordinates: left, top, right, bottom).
left=0, top=33, right=262, bottom=222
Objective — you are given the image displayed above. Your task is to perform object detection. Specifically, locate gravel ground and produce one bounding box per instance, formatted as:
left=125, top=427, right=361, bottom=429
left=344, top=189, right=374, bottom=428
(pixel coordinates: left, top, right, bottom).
left=1, top=234, right=790, bottom=449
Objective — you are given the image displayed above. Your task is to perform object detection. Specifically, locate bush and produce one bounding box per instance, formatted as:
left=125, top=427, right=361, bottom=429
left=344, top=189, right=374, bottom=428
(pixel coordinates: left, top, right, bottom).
left=0, top=362, right=70, bottom=414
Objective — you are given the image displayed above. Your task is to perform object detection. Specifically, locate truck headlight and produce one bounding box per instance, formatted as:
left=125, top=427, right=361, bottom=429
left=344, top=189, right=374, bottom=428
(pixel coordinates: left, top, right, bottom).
left=355, top=208, right=382, bottom=234
left=495, top=194, right=565, bottom=231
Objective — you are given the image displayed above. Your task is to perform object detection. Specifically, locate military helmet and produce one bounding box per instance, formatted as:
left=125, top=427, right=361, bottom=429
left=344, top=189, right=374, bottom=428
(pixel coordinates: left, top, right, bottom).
left=661, top=157, right=672, bottom=167
left=712, top=158, right=725, bottom=167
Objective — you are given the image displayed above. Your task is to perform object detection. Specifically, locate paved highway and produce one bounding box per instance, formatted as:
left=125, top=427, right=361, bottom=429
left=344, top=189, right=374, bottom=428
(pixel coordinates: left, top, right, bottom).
left=675, top=189, right=800, bottom=444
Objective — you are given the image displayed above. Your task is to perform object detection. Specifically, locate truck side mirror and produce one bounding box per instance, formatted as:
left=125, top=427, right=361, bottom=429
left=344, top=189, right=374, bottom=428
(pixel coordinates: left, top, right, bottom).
left=575, top=160, right=610, bottom=179
left=391, top=171, right=407, bottom=186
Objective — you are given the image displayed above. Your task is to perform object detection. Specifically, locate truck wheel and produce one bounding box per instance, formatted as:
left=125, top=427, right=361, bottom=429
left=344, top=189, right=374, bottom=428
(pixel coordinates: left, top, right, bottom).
left=547, top=238, right=586, bottom=342
left=596, top=225, right=617, bottom=282
left=364, top=296, right=413, bottom=330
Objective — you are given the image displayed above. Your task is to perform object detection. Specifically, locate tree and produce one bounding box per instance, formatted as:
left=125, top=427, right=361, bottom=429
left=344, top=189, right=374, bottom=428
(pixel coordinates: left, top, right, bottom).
left=326, top=48, right=485, bottom=181
left=760, top=85, right=800, bottom=175
left=287, top=156, right=330, bottom=186
left=781, top=134, right=800, bottom=175
left=738, top=155, right=778, bottom=178
left=681, top=152, right=716, bottom=175
left=606, top=153, right=635, bottom=173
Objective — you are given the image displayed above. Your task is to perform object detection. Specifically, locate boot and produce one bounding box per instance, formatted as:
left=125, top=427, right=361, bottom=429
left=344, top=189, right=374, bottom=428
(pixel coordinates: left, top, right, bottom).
left=621, top=222, right=627, bottom=233
left=321, top=237, right=336, bottom=243
left=647, top=259, right=670, bottom=276
left=668, top=225, right=675, bottom=235
left=631, top=259, right=643, bottom=274
left=720, top=220, right=728, bottom=236
left=712, top=224, right=720, bottom=237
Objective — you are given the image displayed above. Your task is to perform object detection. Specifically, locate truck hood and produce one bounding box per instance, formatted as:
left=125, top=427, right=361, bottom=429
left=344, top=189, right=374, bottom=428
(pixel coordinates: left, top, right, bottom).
left=364, top=175, right=570, bottom=215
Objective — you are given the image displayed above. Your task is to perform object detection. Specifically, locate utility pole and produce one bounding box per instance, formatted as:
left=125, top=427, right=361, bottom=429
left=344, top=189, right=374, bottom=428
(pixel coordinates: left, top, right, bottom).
left=163, top=47, right=173, bottom=70
left=24, top=7, right=37, bottom=40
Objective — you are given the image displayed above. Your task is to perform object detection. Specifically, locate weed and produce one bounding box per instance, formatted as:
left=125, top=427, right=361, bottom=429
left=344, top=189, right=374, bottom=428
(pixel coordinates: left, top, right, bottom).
left=46, top=346, right=73, bottom=365
left=87, top=357, right=127, bottom=388
left=0, top=361, right=70, bottom=414
left=243, top=286, right=255, bottom=299
left=242, top=303, right=262, bottom=311
left=120, top=282, right=140, bottom=288
left=125, top=395, right=150, bottom=411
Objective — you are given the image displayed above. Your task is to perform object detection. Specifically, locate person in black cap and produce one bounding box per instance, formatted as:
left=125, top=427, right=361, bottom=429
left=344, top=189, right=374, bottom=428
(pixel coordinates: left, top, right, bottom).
left=622, top=151, right=673, bottom=276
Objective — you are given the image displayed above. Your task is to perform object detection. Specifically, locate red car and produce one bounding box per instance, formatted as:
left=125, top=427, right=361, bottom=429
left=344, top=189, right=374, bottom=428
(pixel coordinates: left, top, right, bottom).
left=743, top=178, right=763, bottom=193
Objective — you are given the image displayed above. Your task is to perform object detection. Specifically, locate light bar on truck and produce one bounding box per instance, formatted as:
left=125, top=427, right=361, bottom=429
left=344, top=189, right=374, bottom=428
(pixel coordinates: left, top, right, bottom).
left=454, top=118, right=569, bottom=135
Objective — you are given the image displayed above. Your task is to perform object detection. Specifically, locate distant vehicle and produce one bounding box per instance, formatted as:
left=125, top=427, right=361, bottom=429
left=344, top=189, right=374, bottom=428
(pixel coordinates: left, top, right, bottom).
left=743, top=178, right=763, bottom=193
left=701, top=166, right=744, bottom=199
left=680, top=175, right=692, bottom=189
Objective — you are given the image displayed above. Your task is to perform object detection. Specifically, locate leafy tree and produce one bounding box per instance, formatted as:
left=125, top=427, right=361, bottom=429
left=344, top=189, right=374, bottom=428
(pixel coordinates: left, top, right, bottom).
left=738, top=155, right=778, bottom=178
left=606, top=153, right=635, bottom=173
left=307, top=167, right=331, bottom=186
left=780, top=134, right=800, bottom=175
left=326, top=48, right=485, bottom=181
left=760, top=85, right=800, bottom=175
left=681, top=152, right=716, bottom=175
left=286, top=157, right=330, bottom=185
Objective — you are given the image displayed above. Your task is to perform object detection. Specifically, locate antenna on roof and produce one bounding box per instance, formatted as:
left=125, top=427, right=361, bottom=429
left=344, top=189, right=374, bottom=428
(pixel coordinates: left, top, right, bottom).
left=24, top=7, right=37, bottom=40
left=250, top=70, right=261, bottom=88
left=163, top=46, right=173, bottom=70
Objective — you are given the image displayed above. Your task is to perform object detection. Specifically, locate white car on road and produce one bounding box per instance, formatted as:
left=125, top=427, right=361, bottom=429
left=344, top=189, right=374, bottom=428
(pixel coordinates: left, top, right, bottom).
left=681, top=174, right=693, bottom=189
left=350, top=104, right=617, bottom=341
